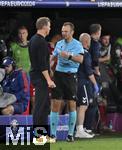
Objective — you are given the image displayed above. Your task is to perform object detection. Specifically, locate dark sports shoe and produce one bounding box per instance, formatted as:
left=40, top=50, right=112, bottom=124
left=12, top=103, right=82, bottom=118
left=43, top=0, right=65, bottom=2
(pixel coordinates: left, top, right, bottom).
left=66, top=135, right=74, bottom=142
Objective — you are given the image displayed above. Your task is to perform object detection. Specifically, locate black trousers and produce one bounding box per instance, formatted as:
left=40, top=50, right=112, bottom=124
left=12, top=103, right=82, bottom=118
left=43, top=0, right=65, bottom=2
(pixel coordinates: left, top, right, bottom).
left=32, top=79, right=50, bottom=126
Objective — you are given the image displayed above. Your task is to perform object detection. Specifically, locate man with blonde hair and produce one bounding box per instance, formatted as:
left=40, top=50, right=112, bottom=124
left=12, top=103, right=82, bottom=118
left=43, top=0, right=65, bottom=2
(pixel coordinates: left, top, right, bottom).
left=29, top=17, right=56, bottom=125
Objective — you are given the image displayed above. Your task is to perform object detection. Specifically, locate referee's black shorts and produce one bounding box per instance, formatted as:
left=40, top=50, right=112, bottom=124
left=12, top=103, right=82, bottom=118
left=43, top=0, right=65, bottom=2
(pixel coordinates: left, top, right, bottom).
left=52, top=71, right=77, bottom=101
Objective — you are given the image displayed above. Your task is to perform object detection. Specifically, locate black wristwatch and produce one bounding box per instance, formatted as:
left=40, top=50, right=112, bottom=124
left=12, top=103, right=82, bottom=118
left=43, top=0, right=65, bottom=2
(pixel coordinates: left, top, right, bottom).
left=68, top=55, right=73, bottom=60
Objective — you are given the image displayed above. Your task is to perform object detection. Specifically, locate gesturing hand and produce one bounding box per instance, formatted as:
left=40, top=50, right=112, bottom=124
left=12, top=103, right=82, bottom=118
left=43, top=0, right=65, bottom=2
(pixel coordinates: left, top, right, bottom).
left=60, top=51, right=69, bottom=59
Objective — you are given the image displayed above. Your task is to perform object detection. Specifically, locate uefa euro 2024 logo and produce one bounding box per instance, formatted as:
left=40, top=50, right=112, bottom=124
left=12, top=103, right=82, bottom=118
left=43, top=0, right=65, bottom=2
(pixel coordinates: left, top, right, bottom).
left=6, top=119, right=48, bottom=145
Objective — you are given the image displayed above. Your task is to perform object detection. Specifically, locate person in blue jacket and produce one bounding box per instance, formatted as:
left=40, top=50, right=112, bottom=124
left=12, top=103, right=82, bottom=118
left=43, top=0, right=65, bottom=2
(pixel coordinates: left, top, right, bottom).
left=75, top=33, right=99, bottom=138
left=83, top=24, right=102, bottom=133
left=0, top=56, right=30, bottom=115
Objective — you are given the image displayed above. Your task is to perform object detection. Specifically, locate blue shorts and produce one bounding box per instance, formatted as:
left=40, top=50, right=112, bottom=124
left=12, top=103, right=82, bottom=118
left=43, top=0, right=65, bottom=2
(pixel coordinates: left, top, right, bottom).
left=77, top=79, right=94, bottom=106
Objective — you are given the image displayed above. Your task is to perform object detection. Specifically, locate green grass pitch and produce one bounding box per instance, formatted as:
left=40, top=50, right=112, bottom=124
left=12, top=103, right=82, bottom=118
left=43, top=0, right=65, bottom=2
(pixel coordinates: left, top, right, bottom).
left=0, top=133, right=122, bottom=150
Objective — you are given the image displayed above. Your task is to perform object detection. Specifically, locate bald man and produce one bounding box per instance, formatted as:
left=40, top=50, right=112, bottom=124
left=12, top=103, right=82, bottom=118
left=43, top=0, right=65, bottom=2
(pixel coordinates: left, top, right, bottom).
left=75, top=33, right=99, bottom=138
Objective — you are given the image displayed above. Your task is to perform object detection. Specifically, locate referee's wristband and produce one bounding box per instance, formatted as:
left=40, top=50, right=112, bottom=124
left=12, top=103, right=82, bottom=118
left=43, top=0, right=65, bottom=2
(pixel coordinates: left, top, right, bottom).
left=68, top=55, right=73, bottom=60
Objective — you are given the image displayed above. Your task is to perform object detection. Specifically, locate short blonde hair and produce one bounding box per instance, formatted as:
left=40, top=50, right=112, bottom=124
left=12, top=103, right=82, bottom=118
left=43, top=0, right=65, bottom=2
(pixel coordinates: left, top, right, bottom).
left=36, top=17, right=50, bottom=30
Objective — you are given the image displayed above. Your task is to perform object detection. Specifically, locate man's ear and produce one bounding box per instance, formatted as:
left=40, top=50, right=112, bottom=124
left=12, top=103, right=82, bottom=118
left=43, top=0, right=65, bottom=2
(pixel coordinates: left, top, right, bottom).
left=71, top=30, right=74, bottom=36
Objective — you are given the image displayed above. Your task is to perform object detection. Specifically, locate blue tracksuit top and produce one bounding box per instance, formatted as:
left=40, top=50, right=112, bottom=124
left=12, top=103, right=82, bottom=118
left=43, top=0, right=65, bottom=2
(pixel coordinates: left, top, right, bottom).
left=2, top=69, right=30, bottom=113
left=78, top=49, right=93, bottom=81
left=90, top=38, right=101, bottom=68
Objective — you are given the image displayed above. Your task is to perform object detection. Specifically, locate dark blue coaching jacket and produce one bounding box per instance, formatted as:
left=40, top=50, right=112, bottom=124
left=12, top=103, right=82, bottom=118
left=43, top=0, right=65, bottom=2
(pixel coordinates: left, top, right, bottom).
left=78, top=49, right=93, bottom=81
left=1, top=69, right=30, bottom=114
